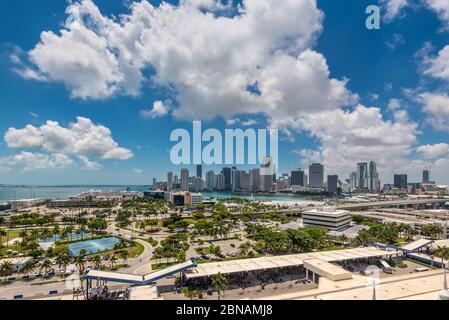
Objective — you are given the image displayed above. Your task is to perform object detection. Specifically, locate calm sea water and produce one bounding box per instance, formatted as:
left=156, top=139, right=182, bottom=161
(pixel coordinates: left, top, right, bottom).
left=0, top=185, right=305, bottom=202
left=0, top=185, right=150, bottom=201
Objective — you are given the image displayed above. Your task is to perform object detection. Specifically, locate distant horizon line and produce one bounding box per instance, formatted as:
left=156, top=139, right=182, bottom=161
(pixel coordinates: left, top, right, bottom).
left=0, top=184, right=151, bottom=187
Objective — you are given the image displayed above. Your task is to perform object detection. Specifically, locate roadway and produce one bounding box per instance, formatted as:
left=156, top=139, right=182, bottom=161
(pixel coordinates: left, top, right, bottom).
left=240, top=198, right=449, bottom=215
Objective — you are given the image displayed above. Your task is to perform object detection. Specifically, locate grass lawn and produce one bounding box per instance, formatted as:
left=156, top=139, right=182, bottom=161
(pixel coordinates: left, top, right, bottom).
left=151, top=262, right=176, bottom=270
left=127, top=241, right=145, bottom=258
left=84, top=239, right=144, bottom=259
left=138, top=237, right=158, bottom=247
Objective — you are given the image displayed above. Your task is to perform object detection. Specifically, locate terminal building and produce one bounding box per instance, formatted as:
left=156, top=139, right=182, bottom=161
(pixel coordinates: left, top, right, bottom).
left=302, top=207, right=352, bottom=231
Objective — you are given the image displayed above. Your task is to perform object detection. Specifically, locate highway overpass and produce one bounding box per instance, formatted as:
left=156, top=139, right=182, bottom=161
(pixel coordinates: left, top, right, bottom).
left=240, top=198, right=449, bottom=216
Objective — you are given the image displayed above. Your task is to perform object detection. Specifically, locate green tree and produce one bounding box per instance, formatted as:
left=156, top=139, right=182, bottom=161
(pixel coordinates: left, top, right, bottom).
left=40, top=259, right=52, bottom=276
left=182, top=287, right=199, bottom=300
left=93, top=256, right=102, bottom=269
left=55, top=253, right=70, bottom=274
left=110, top=255, right=117, bottom=269
left=119, top=250, right=130, bottom=264
left=0, top=261, right=14, bottom=282
left=434, top=246, right=449, bottom=268
left=211, top=272, right=228, bottom=300
left=75, top=256, right=86, bottom=273
left=0, top=229, right=6, bottom=245
left=20, top=261, right=35, bottom=277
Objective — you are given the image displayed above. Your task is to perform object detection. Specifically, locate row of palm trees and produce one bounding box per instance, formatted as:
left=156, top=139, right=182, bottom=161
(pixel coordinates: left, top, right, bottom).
left=0, top=249, right=131, bottom=284
left=182, top=272, right=229, bottom=300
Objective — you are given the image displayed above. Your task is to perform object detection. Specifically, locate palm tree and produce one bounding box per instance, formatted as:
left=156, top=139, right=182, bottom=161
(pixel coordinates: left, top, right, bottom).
left=176, top=249, right=186, bottom=263
left=20, top=261, right=35, bottom=278
left=40, top=259, right=52, bottom=276
left=74, top=256, right=86, bottom=273
left=0, top=229, right=7, bottom=246
left=434, top=246, right=449, bottom=269
left=211, top=272, right=228, bottom=300
left=93, top=256, right=102, bottom=269
left=182, top=287, right=199, bottom=301
left=110, top=255, right=117, bottom=269
left=0, top=261, right=14, bottom=283
left=55, top=254, right=70, bottom=274
left=119, top=250, right=129, bottom=264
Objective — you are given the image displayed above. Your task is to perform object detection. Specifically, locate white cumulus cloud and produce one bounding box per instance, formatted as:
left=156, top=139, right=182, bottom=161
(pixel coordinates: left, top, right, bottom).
left=140, top=100, right=170, bottom=119
left=418, top=92, right=449, bottom=132
left=21, top=0, right=358, bottom=127
left=4, top=117, right=133, bottom=160
left=0, top=152, right=74, bottom=173
left=417, top=143, right=449, bottom=159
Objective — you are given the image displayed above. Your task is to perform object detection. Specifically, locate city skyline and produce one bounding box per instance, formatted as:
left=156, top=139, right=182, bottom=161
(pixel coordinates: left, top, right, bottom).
left=1, top=0, right=449, bottom=185
left=153, top=160, right=437, bottom=194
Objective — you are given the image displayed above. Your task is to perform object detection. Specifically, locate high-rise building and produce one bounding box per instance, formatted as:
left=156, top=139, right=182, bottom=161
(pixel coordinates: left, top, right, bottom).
left=394, top=174, right=407, bottom=189
left=196, top=165, right=202, bottom=179
left=423, top=170, right=430, bottom=183
left=357, top=163, right=368, bottom=189
left=181, top=168, right=189, bottom=191
left=327, top=175, right=338, bottom=194
left=308, top=163, right=324, bottom=190
left=152, top=178, right=157, bottom=190
left=216, top=173, right=225, bottom=191
left=205, top=171, right=216, bottom=191
left=350, top=171, right=357, bottom=191
left=240, top=171, right=251, bottom=191
left=368, top=161, right=379, bottom=192
left=232, top=169, right=241, bottom=192
left=167, top=172, right=174, bottom=192
left=250, top=169, right=260, bottom=192
left=260, top=157, right=274, bottom=192
left=192, top=176, right=204, bottom=192
left=174, top=175, right=179, bottom=185
left=222, top=167, right=232, bottom=191
left=291, top=169, right=305, bottom=187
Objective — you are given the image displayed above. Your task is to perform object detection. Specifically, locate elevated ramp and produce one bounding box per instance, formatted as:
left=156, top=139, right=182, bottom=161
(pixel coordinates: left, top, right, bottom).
left=401, top=239, right=434, bottom=253
left=303, top=259, right=352, bottom=281
left=84, top=259, right=197, bottom=285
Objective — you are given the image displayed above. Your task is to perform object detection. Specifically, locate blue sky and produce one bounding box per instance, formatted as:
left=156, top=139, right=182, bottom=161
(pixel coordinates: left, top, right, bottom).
left=1, top=0, right=449, bottom=185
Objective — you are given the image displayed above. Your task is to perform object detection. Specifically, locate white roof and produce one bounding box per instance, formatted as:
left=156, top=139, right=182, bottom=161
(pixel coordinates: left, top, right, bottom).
left=86, top=270, right=143, bottom=283
left=0, top=257, right=33, bottom=265
left=401, top=239, right=434, bottom=252
left=185, top=247, right=399, bottom=279
left=303, top=259, right=352, bottom=281
left=128, top=285, right=159, bottom=300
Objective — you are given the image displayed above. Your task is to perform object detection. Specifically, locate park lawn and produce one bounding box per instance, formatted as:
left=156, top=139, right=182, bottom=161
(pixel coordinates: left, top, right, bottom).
left=0, top=244, right=23, bottom=256
left=126, top=241, right=145, bottom=258
left=138, top=238, right=158, bottom=247
left=151, top=262, right=176, bottom=270
left=317, top=245, right=346, bottom=252
left=0, top=229, right=25, bottom=243
left=85, top=240, right=144, bottom=259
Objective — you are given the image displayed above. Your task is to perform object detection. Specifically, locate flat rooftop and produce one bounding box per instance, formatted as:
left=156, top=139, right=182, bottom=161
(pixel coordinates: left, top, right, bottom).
left=257, top=269, right=447, bottom=300
left=185, top=247, right=399, bottom=279
left=303, top=259, right=352, bottom=281
left=128, top=285, right=160, bottom=300
left=401, top=239, right=434, bottom=252
left=0, top=257, right=33, bottom=265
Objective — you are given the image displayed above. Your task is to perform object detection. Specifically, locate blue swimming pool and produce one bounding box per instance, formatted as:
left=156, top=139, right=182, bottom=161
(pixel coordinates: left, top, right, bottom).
left=68, top=237, right=121, bottom=256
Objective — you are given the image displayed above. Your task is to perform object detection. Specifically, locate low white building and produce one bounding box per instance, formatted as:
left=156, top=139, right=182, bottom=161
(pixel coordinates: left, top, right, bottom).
left=189, top=193, right=203, bottom=205
left=0, top=257, right=33, bottom=271
left=303, top=207, right=352, bottom=231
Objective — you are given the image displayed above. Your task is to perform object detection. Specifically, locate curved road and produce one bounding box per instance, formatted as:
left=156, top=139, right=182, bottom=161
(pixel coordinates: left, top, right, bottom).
left=122, top=239, right=154, bottom=275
